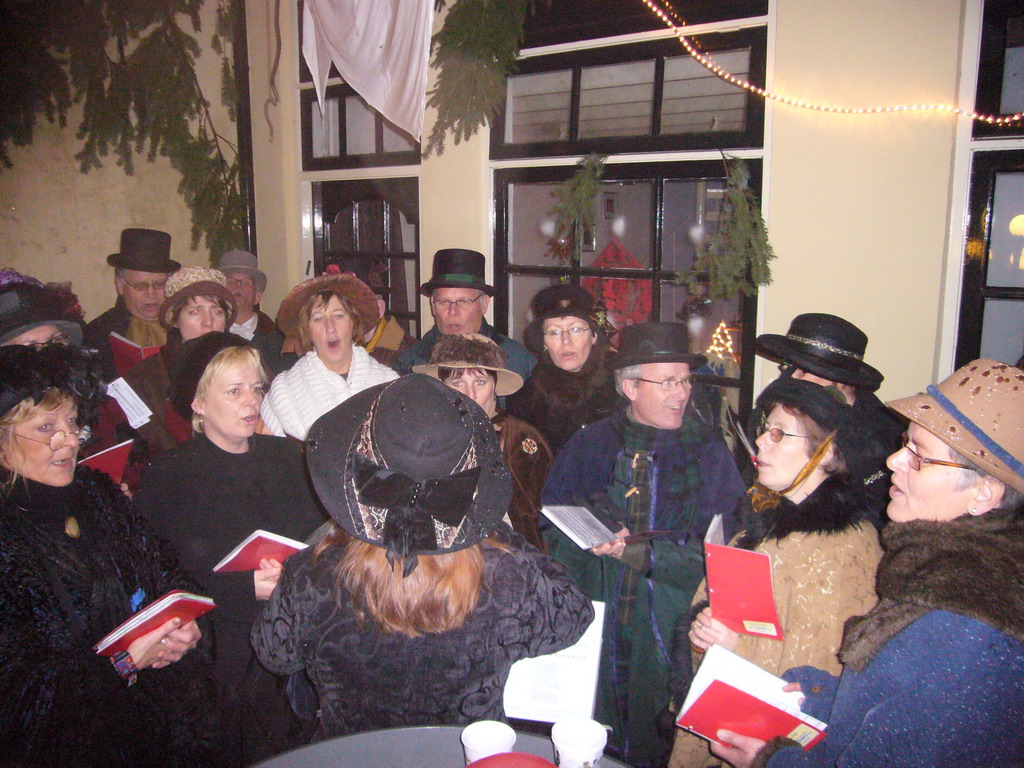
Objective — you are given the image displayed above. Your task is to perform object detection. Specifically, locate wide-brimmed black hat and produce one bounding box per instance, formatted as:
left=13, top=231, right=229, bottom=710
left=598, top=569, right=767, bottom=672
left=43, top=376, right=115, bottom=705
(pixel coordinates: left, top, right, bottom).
left=0, top=286, right=83, bottom=346
left=608, top=322, right=706, bottom=370
left=756, top=313, right=883, bottom=391
left=306, top=375, right=512, bottom=575
left=0, top=344, right=106, bottom=426
left=106, top=228, right=181, bottom=273
left=756, top=376, right=884, bottom=482
left=523, top=284, right=604, bottom=356
left=419, top=249, right=494, bottom=297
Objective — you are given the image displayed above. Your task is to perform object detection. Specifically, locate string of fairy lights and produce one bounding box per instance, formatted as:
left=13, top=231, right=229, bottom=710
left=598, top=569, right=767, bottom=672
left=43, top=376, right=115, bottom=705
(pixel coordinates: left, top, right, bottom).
left=639, top=0, right=1024, bottom=126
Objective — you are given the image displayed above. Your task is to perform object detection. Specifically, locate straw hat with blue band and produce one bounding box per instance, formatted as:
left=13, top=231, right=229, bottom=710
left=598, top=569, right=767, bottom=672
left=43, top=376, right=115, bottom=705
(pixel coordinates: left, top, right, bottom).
left=887, top=359, right=1024, bottom=494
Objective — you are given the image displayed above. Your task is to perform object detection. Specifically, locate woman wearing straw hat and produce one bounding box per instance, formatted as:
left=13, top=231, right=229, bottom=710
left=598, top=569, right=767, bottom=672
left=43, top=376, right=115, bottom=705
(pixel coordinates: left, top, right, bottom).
left=251, top=375, right=593, bottom=738
left=414, top=333, right=554, bottom=550
left=711, top=359, right=1024, bottom=768
left=260, top=271, right=397, bottom=440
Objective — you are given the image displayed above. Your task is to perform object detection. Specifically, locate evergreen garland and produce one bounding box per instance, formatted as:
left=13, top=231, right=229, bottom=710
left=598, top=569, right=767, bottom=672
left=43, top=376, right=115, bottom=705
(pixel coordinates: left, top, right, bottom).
left=546, top=153, right=607, bottom=265
left=0, top=0, right=244, bottom=258
left=424, top=0, right=532, bottom=157
left=678, top=155, right=775, bottom=299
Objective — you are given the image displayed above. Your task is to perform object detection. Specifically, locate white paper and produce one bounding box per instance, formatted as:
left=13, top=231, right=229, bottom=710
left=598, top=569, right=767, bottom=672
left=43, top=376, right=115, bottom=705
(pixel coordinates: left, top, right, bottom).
left=681, top=645, right=825, bottom=729
left=542, top=505, right=617, bottom=550
left=704, top=513, right=725, bottom=546
left=503, top=601, right=605, bottom=723
left=107, top=377, right=152, bottom=429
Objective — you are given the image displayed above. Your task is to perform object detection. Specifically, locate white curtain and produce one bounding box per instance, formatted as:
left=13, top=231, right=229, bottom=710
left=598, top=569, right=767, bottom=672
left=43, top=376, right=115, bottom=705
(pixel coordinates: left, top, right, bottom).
left=302, top=0, right=433, bottom=141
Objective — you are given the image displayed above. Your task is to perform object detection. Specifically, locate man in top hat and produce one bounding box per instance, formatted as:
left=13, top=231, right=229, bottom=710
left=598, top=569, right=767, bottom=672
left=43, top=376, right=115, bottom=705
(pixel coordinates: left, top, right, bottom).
left=84, top=228, right=181, bottom=380
left=392, top=249, right=535, bottom=380
left=216, top=249, right=295, bottom=375
left=755, top=312, right=904, bottom=520
left=542, top=322, right=746, bottom=768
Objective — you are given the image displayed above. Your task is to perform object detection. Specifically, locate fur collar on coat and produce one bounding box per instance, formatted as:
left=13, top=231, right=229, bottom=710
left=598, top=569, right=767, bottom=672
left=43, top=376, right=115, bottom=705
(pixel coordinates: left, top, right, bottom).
left=840, top=509, right=1024, bottom=671
left=734, top=473, right=876, bottom=550
left=528, top=339, right=614, bottom=409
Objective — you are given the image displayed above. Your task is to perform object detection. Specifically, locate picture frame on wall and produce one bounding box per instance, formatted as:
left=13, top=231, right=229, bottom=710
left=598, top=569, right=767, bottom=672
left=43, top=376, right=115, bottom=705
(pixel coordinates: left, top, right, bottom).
left=603, top=192, right=618, bottom=220
left=581, top=224, right=597, bottom=252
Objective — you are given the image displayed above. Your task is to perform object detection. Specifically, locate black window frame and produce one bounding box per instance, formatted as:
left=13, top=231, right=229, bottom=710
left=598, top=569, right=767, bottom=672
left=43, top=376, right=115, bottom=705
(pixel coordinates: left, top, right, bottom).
left=490, top=27, right=767, bottom=160
left=955, top=149, right=1024, bottom=366
left=493, top=159, right=759, bottom=424
left=973, top=0, right=1024, bottom=139
left=300, top=83, right=421, bottom=171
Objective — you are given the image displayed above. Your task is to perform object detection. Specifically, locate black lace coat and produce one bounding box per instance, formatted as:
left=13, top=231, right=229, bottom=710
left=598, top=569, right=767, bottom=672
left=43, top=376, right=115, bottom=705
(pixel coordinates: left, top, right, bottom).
left=0, top=467, right=214, bottom=767
left=251, top=527, right=594, bottom=740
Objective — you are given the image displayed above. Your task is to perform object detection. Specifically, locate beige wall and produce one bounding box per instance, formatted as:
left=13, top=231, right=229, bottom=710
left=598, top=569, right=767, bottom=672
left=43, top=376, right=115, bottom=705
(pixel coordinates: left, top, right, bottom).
left=247, top=0, right=969, bottom=396
left=764, top=0, right=966, bottom=400
left=0, top=2, right=239, bottom=321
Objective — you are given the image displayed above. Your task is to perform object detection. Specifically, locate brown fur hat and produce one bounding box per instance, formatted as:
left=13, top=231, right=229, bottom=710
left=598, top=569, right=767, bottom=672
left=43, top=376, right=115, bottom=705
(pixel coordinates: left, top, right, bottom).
left=413, top=333, right=523, bottom=396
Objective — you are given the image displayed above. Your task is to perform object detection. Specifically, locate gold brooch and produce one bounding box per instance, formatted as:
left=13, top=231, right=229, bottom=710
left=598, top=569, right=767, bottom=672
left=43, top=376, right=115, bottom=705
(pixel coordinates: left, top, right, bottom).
left=521, top=438, right=538, bottom=455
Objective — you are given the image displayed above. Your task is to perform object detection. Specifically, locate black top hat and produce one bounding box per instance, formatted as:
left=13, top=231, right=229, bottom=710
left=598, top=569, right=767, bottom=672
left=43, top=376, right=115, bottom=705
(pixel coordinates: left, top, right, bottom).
left=106, top=229, right=181, bottom=273
left=756, top=376, right=884, bottom=482
left=419, top=249, right=494, bottom=297
left=608, top=322, right=707, bottom=370
left=755, top=313, right=883, bottom=391
left=523, top=284, right=604, bottom=356
left=0, top=286, right=83, bottom=346
left=306, top=375, right=512, bottom=575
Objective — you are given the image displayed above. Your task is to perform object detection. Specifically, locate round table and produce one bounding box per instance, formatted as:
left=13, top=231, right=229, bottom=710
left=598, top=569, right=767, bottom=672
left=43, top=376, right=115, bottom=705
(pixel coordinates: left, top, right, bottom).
left=251, top=724, right=632, bottom=768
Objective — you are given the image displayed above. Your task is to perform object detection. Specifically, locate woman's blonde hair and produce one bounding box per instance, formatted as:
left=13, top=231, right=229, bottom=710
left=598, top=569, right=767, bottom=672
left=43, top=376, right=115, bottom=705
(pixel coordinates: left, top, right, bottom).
left=316, top=527, right=509, bottom=638
left=191, top=345, right=266, bottom=432
left=296, top=289, right=367, bottom=353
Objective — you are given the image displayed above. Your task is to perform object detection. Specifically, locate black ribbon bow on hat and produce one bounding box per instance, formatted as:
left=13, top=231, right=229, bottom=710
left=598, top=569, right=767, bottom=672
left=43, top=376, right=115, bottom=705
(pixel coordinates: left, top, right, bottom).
left=353, top=453, right=482, bottom=576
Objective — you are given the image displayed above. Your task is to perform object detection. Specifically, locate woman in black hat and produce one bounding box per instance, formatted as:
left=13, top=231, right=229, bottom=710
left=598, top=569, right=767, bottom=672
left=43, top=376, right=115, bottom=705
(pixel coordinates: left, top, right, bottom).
left=135, top=333, right=326, bottom=766
left=251, top=375, right=594, bottom=739
left=0, top=344, right=213, bottom=767
left=0, top=282, right=84, bottom=348
left=507, top=284, right=620, bottom=455
left=669, top=378, right=882, bottom=768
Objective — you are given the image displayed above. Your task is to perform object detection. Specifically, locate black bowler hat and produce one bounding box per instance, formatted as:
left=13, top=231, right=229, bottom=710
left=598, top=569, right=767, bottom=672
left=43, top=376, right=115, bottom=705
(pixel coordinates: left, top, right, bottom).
left=756, top=313, right=883, bottom=391
left=106, top=229, right=181, bottom=273
left=608, top=322, right=707, bottom=370
left=306, top=375, right=512, bottom=575
left=419, top=249, right=494, bottom=296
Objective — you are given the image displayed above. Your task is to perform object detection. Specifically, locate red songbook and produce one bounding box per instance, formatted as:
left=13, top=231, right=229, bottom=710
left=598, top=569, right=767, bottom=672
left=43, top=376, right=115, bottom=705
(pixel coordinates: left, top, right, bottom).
left=109, top=331, right=162, bottom=378
left=212, top=530, right=308, bottom=573
left=94, top=590, right=215, bottom=656
left=676, top=645, right=827, bottom=751
left=79, top=439, right=133, bottom=484
left=704, top=514, right=783, bottom=639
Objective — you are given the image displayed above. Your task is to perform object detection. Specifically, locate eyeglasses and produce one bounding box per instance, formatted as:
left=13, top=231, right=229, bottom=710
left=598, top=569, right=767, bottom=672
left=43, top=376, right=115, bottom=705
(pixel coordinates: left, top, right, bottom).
left=432, top=296, right=482, bottom=311
left=23, top=333, right=70, bottom=349
left=542, top=326, right=591, bottom=340
left=15, top=424, right=92, bottom=451
left=757, top=424, right=811, bottom=443
left=120, top=278, right=168, bottom=293
left=900, top=433, right=973, bottom=472
left=226, top=277, right=254, bottom=289
left=633, top=376, right=693, bottom=391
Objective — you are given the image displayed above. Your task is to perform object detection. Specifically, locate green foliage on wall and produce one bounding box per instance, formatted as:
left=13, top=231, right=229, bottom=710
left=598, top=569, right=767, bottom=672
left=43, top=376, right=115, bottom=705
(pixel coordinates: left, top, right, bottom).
left=546, top=154, right=607, bottom=265
left=678, top=156, right=775, bottom=300
left=0, top=0, right=244, bottom=257
left=424, top=0, right=532, bottom=158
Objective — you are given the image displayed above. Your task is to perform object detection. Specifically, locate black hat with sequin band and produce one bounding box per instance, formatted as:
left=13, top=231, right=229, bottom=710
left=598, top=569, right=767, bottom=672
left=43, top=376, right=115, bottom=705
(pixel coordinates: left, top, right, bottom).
left=305, top=374, right=512, bottom=575
left=0, top=344, right=106, bottom=427
left=887, top=359, right=1024, bottom=494
left=756, top=313, right=883, bottom=391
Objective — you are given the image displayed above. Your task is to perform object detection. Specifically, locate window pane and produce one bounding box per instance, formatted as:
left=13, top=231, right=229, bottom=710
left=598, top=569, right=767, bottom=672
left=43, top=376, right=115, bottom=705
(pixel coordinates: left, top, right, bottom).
left=990, top=172, right=1024, bottom=288
left=662, top=49, right=750, bottom=134
left=508, top=274, right=563, bottom=341
left=1000, top=15, right=1024, bottom=115
left=980, top=298, right=1024, bottom=364
left=345, top=95, right=377, bottom=155
left=579, top=60, right=655, bottom=138
left=382, top=119, right=417, bottom=153
left=505, top=70, right=572, bottom=144
left=508, top=182, right=565, bottom=267
left=582, top=181, right=654, bottom=269
left=311, top=96, right=340, bottom=158
left=661, top=178, right=727, bottom=273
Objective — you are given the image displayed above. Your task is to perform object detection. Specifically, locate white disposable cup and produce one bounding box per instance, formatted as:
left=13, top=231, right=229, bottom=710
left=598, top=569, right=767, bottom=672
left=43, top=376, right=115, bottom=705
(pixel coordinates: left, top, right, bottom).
left=551, top=717, right=607, bottom=768
left=461, top=720, right=517, bottom=764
